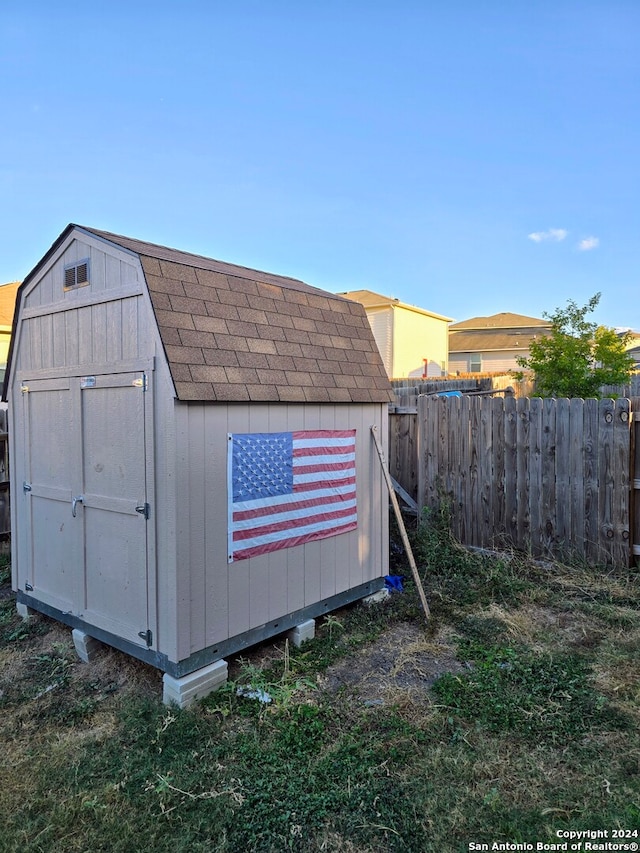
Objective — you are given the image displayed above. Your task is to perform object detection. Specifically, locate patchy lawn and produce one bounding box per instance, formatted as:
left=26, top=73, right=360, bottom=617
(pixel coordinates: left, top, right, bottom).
left=0, top=517, right=639, bottom=852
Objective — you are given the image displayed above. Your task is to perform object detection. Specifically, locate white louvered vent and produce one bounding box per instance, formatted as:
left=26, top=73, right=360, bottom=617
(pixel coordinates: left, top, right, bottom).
left=64, top=259, right=90, bottom=290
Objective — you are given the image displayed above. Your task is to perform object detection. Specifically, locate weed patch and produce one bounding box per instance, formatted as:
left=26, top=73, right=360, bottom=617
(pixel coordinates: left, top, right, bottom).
left=432, top=642, right=630, bottom=744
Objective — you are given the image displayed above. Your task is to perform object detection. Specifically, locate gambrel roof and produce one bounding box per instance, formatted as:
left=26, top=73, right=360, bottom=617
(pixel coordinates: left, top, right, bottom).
left=5, top=225, right=394, bottom=405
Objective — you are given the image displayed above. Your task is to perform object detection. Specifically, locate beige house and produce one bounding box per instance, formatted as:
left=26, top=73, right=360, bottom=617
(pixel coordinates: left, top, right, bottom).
left=448, top=312, right=552, bottom=374
left=339, top=289, right=452, bottom=379
left=0, top=282, right=20, bottom=378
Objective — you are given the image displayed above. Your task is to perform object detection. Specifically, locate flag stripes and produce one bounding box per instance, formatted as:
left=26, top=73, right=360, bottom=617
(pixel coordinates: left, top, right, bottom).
left=228, top=429, right=357, bottom=562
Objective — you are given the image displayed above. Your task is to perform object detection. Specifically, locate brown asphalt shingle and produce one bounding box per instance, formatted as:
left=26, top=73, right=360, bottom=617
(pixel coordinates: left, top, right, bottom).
left=80, top=227, right=394, bottom=404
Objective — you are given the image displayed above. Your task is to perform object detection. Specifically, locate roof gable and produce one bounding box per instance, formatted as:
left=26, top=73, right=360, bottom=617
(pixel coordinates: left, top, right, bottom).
left=78, top=227, right=394, bottom=404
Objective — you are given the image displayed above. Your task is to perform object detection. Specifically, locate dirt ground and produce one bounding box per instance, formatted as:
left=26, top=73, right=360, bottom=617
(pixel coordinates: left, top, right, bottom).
left=318, top=622, right=466, bottom=705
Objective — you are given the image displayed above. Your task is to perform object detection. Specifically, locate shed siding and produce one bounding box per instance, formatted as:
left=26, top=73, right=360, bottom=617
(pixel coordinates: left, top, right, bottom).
left=16, top=236, right=147, bottom=376
left=173, top=402, right=388, bottom=661
left=22, top=237, right=140, bottom=311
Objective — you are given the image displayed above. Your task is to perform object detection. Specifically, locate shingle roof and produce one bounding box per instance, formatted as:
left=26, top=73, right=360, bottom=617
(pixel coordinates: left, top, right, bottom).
left=80, top=227, right=394, bottom=404
left=448, top=329, right=551, bottom=353
left=449, top=312, right=550, bottom=331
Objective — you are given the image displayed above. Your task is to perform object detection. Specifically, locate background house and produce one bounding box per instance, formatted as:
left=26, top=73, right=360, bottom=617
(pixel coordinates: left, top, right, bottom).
left=339, top=289, right=452, bottom=379
left=619, top=329, right=640, bottom=371
left=448, top=312, right=552, bottom=374
left=0, top=282, right=20, bottom=384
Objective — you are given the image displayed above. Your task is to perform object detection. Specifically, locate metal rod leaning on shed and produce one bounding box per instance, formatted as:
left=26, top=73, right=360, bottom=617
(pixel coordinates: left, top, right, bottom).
left=370, top=425, right=430, bottom=621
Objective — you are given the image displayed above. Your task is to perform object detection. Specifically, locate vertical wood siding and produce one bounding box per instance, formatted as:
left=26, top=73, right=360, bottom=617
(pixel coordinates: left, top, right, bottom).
left=173, top=402, right=388, bottom=661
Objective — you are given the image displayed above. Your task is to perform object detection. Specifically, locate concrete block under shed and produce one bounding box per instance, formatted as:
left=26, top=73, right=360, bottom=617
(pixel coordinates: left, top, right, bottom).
left=72, top=629, right=104, bottom=663
left=163, top=659, right=229, bottom=709
left=287, top=618, right=316, bottom=647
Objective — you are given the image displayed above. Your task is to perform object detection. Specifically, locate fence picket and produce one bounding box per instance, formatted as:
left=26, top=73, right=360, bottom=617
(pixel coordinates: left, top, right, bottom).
left=598, top=398, right=616, bottom=564
left=583, top=399, right=600, bottom=564
left=491, top=396, right=506, bottom=545
left=613, top=398, right=631, bottom=566
left=555, top=399, right=571, bottom=555
left=504, top=394, right=518, bottom=548
left=540, top=398, right=556, bottom=558
left=458, top=396, right=471, bottom=543
left=468, top=398, right=481, bottom=546
left=570, top=398, right=585, bottom=560
left=516, top=397, right=531, bottom=551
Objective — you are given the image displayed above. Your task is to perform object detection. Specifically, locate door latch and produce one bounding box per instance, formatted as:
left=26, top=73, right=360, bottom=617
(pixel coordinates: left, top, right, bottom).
left=72, top=495, right=84, bottom=517
left=135, top=503, right=150, bottom=520
left=138, top=629, right=153, bottom=647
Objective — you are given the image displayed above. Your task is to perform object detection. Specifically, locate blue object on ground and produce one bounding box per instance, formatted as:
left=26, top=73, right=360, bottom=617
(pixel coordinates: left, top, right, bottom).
left=384, top=575, right=404, bottom=592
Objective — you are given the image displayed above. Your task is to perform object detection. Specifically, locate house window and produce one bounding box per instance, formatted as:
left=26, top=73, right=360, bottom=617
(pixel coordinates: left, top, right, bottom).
left=469, top=354, right=482, bottom=372
left=64, top=259, right=90, bottom=290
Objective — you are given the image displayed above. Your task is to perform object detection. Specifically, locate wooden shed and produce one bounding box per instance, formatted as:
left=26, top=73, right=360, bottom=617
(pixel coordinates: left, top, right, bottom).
left=3, top=225, right=394, bottom=706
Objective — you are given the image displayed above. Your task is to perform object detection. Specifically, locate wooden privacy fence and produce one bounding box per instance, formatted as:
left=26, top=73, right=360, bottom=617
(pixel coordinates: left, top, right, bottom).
left=389, top=395, right=640, bottom=567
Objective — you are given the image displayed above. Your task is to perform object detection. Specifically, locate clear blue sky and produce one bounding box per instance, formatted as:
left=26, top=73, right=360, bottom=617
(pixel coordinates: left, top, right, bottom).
left=2, top=1, right=639, bottom=329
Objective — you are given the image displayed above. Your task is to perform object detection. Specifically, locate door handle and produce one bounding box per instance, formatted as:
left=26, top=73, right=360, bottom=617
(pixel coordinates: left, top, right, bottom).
left=72, top=495, right=84, bottom=517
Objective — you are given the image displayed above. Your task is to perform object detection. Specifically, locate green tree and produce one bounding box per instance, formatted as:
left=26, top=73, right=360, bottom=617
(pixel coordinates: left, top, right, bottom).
left=514, top=293, right=635, bottom=398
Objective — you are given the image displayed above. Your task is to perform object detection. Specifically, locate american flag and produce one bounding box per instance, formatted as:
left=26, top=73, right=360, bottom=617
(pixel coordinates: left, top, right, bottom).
left=228, top=429, right=357, bottom=562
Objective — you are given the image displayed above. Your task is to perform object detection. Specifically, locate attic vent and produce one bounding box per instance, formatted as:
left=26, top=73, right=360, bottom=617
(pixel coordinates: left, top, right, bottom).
left=64, top=259, right=90, bottom=290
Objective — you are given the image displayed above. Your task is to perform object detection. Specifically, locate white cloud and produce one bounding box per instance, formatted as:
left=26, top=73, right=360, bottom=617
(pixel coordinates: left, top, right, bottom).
left=578, top=236, right=599, bottom=251
left=528, top=228, right=568, bottom=243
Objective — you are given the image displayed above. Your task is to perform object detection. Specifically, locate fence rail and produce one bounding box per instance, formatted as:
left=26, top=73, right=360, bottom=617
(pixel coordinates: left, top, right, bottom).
left=390, top=395, right=638, bottom=567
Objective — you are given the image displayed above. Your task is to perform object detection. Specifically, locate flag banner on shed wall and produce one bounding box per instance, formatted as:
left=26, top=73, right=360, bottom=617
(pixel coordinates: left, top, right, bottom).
left=227, top=430, right=357, bottom=562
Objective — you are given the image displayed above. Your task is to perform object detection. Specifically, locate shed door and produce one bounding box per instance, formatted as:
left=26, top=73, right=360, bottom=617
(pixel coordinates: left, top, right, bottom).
left=22, top=370, right=156, bottom=650
left=21, top=377, right=80, bottom=614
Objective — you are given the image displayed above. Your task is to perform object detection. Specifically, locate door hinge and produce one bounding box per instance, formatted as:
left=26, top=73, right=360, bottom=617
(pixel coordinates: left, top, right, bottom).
left=138, top=629, right=153, bottom=647
left=23, top=481, right=32, bottom=493
left=25, top=582, right=33, bottom=591
left=21, top=384, right=29, bottom=394
left=135, top=502, right=150, bottom=520
left=133, top=374, right=148, bottom=391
